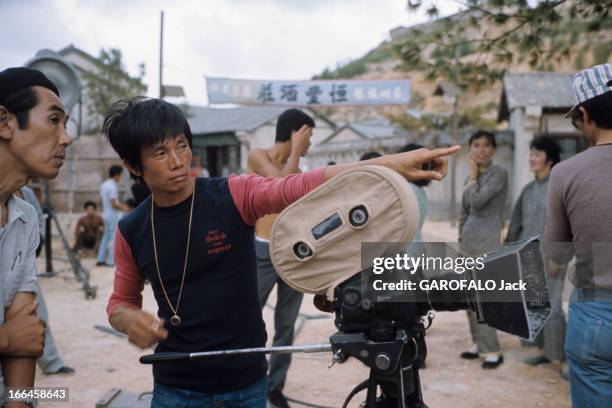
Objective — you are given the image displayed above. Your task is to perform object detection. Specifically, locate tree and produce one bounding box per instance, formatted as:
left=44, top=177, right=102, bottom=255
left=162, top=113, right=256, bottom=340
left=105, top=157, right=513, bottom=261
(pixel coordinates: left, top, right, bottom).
left=394, top=0, right=612, bottom=90
left=387, top=104, right=497, bottom=133
left=82, top=48, right=147, bottom=131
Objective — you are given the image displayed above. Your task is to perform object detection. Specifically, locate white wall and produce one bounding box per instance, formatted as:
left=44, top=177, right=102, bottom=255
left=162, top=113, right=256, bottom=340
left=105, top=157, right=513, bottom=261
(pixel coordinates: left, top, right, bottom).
left=323, top=128, right=364, bottom=144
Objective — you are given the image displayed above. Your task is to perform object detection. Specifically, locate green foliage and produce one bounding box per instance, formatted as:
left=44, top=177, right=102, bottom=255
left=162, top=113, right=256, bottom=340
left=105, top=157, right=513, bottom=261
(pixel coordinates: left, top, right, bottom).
left=395, top=0, right=612, bottom=89
left=82, top=48, right=147, bottom=131
left=314, top=44, right=394, bottom=79
left=593, top=39, right=612, bottom=64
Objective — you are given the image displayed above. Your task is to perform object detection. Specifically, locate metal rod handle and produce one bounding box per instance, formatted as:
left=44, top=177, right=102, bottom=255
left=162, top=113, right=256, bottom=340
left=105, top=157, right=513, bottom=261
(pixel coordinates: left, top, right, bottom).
left=140, top=343, right=332, bottom=364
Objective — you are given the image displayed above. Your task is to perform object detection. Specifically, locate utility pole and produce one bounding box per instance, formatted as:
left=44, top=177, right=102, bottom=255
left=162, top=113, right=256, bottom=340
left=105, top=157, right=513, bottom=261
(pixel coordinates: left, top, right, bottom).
left=159, top=11, right=164, bottom=99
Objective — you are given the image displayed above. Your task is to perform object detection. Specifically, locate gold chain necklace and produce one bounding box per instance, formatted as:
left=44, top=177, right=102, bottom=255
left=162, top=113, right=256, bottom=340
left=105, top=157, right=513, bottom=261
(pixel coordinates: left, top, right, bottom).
left=150, top=182, right=195, bottom=326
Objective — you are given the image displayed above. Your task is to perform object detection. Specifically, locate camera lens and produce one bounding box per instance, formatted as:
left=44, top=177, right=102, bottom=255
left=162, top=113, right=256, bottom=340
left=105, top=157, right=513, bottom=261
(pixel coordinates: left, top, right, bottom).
left=349, top=206, right=368, bottom=227
left=293, top=242, right=313, bottom=259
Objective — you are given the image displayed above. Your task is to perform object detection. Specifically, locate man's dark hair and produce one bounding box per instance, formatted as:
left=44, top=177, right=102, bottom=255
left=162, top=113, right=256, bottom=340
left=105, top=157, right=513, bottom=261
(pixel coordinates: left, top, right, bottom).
left=103, top=97, right=193, bottom=180
left=108, top=165, right=123, bottom=178
left=84, top=200, right=97, bottom=210
left=397, top=143, right=430, bottom=187
left=359, top=151, right=382, bottom=161
left=0, top=88, right=39, bottom=129
left=581, top=90, right=612, bottom=129
left=125, top=198, right=137, bottom=209
left=469, top=130, right=497, bottom=148
left=530, top=136, right=562, bottom=168
left=275, top=109, right=315, bottom=143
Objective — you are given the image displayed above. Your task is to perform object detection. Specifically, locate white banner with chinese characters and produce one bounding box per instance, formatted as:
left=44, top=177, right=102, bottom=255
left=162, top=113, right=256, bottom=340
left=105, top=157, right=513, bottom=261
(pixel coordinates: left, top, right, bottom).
left=205, top=77, right=410, bottom=106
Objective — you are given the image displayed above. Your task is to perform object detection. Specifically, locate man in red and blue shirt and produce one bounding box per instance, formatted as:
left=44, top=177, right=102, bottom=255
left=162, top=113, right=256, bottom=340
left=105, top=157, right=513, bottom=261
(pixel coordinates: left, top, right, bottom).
left=105, top=96, right=459, bottom=408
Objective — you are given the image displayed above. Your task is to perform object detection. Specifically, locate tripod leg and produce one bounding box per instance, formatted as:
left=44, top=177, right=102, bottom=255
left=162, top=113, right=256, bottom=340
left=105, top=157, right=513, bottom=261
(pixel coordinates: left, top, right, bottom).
left=366, top=368, right=379, bottom=408
left=405, top=367, right=427, bottom=408
left=44, top=208, right=54, bottom=274
left=48, top=207, right=97, bottom=299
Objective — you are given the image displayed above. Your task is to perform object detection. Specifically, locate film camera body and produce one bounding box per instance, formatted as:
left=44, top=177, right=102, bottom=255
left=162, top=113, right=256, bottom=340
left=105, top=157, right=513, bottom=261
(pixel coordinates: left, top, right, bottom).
left=270, top=166, right=551, bottom=408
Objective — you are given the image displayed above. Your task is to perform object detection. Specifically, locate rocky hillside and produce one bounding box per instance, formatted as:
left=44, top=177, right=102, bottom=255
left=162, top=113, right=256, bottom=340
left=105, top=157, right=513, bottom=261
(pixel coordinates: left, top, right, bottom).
left=314, top=9, right=612, bottom=127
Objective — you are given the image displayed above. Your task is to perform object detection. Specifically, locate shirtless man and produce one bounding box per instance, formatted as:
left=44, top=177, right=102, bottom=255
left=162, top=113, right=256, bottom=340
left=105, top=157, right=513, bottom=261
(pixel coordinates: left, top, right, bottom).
left=247, top=109, right=313, bottom=408
left=73, top=201, right=104, bottom=253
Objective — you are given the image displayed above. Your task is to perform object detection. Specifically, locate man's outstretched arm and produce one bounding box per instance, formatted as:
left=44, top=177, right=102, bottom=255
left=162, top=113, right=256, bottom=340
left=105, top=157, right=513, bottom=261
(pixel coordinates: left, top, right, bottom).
left=322, top=145, right=459, bottom=183
left=231, top=145, right=461, bottom=226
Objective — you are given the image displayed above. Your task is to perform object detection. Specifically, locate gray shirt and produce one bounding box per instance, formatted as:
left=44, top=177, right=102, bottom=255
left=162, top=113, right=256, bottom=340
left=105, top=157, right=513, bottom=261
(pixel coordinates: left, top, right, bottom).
left=20, top=186, right=44, bottom=236
left=0, top=195, right=40, bottom=397
left=544, top=144, right=612, bottom=291
left=506, top=176, right=549, bottom=243
left=459, top=163, right=508, bottom=256
left=405, top=183, right=428, bottom=258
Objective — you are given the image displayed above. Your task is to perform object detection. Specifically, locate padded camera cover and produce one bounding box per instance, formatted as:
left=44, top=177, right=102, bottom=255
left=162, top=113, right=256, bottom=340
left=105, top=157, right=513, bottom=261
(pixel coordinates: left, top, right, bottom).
left=270, top=165, right=419, bottom=300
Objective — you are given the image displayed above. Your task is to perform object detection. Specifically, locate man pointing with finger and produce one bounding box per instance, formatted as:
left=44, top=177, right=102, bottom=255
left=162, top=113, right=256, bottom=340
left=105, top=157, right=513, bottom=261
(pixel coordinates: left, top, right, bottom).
left=105, top=96, right=459, bottom=408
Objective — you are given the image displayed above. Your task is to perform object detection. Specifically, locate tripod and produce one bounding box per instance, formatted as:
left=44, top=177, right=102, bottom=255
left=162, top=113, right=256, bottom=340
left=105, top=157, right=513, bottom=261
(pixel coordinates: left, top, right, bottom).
left=139, top=330, right=427, bottom=407
left=332, top=328, right=428, bottom=408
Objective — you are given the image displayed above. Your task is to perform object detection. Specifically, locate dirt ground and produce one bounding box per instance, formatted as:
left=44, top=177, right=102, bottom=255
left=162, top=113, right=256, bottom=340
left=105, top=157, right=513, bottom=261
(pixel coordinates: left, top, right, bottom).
left=33, top=220, right=571, bottom=407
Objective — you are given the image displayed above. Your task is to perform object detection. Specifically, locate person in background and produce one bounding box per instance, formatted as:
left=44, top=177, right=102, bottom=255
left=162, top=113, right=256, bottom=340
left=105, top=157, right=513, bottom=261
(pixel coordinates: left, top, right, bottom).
left=74, top=200, right=104, bottom=254
left=125, top=198, right=137, bottom=212
left=544, top=63, right=612, bottom=407
left=97, top=165, right=128, bottom=267
left=17, top=186, right=44, bottom=256
left=397, top=144, right=429, bottom=256
left=248, top=109, right=314, bottom=408
left=505, top=136, right=567, bottom=375
left=17, top=186, right=75, bottom=376
left=359, top=151, right=382, bottom=161
left=459, top=130, right=508, bottom=369
left=130, top=180, right=151, bottom=208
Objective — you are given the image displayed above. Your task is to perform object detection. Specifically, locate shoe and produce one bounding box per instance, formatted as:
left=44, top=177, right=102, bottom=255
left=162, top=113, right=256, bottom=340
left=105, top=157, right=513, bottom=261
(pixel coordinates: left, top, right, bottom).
left=96, top=262, right=114, bottom=267
left=460, top=351, right=479, bottom=359
left=482, top=355, right=504, bottom=369
left=524, top=355, right=551, bottom=366
left=46, top=366, right=75, bottom=375
left=268, top=390, right=290, bottom=408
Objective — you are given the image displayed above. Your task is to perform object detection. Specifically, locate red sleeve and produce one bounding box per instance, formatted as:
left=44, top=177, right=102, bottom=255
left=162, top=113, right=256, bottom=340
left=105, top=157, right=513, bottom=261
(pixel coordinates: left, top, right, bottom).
left=228, top=167, right=326, bottom=226
left=106, top=228, right=145, bottom=319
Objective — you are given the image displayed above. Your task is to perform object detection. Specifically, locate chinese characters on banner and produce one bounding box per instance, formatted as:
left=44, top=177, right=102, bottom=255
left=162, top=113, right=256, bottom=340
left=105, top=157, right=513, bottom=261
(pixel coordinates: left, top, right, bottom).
left=206, top=77, right=411, bottom=106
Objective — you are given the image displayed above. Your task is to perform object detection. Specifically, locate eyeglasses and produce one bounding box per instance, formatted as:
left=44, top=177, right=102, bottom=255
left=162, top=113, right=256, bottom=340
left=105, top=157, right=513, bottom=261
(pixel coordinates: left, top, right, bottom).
left=570, top=109, right=583, bottom=131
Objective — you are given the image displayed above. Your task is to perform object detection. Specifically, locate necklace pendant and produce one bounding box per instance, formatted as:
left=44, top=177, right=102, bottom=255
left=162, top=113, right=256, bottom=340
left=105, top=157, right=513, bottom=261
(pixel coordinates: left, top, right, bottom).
left=170, top=314, right=182, bottom=326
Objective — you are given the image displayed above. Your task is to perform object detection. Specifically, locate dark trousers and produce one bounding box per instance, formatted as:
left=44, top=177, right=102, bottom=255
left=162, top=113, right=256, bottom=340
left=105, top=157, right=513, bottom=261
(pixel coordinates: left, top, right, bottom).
left=73, top=231, right=100, bottom=252
left=255, top=239, right=303, bottom=393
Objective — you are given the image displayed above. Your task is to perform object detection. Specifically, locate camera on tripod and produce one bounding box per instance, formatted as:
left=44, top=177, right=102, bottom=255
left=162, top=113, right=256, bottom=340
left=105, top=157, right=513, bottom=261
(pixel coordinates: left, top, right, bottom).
left=140, top=165, right=553, bottom=408
left=270, top=165, right=552, bottom=408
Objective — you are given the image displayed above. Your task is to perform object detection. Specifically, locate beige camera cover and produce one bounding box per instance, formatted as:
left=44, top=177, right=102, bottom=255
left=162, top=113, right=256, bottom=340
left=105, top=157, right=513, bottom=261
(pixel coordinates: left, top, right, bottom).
left=270, top=165, right=419, bottom=300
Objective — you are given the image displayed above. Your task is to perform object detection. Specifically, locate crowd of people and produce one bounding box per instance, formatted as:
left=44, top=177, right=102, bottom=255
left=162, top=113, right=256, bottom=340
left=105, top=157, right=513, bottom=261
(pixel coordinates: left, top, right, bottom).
left=0, top=61, right=610, bottom=408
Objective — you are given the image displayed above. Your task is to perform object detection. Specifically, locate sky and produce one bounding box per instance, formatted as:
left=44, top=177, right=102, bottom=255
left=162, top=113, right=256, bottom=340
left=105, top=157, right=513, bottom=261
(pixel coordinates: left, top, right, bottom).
left=1, top=0, right=459, bottom=107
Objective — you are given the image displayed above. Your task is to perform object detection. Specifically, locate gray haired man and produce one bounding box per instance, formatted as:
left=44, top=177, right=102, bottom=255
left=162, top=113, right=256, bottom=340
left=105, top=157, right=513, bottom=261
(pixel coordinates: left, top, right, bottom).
left=0, top=67, right=71, bottom=407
